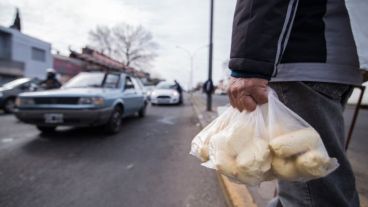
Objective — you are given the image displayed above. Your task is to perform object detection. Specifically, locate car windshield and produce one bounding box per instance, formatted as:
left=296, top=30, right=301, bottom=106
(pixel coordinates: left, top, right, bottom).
left=2, top=78, right=30, bottom=89
left=156, top=82, right=176, bottom=90
left=63, top=73, right=105, bottom=88
left=63, top=72, right=120, bottom=89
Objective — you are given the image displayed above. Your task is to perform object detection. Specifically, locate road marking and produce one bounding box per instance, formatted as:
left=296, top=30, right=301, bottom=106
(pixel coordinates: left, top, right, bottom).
left=158, top=116, right=176, bottom=125
left=126, top=164, right=134, bottom=170
left=1, top=138, right=14, bottom=143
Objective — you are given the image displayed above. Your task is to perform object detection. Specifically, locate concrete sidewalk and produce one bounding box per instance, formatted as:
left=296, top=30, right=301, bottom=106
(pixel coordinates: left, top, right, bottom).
left=191, top=93, right=368, bottom=207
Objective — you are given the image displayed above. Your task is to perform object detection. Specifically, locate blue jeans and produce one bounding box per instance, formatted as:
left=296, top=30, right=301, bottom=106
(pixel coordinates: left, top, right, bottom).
left=267, top=82, right=360, bottom=207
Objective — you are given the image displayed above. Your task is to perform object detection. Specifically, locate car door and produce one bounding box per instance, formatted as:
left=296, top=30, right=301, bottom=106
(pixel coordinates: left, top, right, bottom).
left=122, top=76, right=140, bottom=114
left=131, top=77, right=145, bottom=108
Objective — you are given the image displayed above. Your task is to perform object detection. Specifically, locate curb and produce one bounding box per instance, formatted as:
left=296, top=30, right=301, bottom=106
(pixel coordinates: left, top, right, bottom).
left=191, top=94, right=257, bottom=207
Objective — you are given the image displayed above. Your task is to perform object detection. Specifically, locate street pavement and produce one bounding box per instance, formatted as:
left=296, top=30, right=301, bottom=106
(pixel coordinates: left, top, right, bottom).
left=196, top=93, right=368, bottom=206
left=0, top=97, right=226, bottom=207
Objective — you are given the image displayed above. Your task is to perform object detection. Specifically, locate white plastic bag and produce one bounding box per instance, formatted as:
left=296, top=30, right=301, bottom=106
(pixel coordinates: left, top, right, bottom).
left=266, top=89, right=339, bottom=182
left=190, top=87, right=339, bottom=185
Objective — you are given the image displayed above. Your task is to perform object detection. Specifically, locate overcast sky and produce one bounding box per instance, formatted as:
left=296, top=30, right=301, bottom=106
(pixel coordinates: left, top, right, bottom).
left=0, top=0, right=237, bottom=88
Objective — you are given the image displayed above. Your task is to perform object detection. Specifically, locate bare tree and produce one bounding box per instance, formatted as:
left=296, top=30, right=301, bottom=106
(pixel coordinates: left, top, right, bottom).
left=88, top=23, right=158, bottom=70
left=88, top=25, right=114, bottom=56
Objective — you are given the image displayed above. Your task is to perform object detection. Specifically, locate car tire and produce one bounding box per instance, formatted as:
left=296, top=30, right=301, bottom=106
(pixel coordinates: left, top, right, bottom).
left=37, top=126, right=56, bottom=134
left=4, top=98, right=16, bottom=113
left=138, top=103, right=147, bottom=118
left=104, top=105, right=123, bottom=134
left=151, top=103, right=156, bottom=106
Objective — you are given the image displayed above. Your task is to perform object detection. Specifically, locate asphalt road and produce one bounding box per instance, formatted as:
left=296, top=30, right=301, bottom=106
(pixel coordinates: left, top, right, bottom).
left=0, top=99, right=226, bottom=207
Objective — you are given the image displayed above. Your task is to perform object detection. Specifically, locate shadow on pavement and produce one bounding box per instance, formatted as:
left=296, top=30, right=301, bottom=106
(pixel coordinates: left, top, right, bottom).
left=19, top=114, right=154, bottom=160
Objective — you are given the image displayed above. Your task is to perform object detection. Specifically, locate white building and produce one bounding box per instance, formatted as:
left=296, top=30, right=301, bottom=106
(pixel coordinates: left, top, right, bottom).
left=0, top=9, right=52, bottom=84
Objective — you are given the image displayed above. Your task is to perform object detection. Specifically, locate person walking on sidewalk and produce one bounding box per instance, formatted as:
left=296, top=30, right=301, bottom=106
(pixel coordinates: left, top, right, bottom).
left=228, top=0, right=361, bottom=207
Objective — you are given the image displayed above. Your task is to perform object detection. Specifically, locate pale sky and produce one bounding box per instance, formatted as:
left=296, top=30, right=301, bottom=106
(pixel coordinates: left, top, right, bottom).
left=0, top=0, right=237, bottom=88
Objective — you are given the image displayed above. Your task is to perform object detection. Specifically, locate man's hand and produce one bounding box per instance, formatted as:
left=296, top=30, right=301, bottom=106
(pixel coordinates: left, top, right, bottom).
left=228, top=77, right=268, bottom=112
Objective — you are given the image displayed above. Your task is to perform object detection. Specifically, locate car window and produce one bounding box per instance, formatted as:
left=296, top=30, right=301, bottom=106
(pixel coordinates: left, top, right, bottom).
left=63, top=73, right=104, bottom=88
left=132, top=77, right=144, bottom=91
left=156, top=82, right=176, bottom=89
left=103, top=73, right=120, bottom=88
left=125, top=77, right=135, bottom=90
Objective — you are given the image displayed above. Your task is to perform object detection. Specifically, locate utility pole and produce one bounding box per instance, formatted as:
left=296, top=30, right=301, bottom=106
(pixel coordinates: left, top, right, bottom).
left=207, top=0, right=214, bottom=111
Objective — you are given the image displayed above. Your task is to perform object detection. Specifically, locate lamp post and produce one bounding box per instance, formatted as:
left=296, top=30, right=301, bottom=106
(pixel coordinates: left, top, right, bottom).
left=176, top=45, right=208, bottom=93
left=207, top=0, right=214, bottom=111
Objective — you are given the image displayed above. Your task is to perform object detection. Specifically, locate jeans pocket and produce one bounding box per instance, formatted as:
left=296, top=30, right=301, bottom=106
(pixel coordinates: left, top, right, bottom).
left=303, top=82, right=352, bottom=101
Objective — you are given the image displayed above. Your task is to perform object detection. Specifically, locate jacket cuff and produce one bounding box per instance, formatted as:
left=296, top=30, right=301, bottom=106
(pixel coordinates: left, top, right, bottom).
left=230, top=70, right=271, bottom=80
left=229, top=58, right=273, bottom=80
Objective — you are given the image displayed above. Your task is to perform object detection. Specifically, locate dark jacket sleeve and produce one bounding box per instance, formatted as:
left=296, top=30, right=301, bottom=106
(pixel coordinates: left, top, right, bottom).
left=229, top=0, right=299, bottom=80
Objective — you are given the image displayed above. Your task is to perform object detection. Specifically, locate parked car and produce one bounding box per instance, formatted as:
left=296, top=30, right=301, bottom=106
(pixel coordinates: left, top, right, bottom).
left=215, top=88, right=227, bottom=95
left=150, top=81, right=182, bottom=105
left=15, top=72, right=147, bottom=134
left=347, top=81, right=368, bottom=106
left=0, top=77, right=39, bottom=113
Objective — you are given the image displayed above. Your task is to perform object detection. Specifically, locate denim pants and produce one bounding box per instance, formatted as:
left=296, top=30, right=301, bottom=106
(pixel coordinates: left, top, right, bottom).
left=267, top=82, right=360, bottom=207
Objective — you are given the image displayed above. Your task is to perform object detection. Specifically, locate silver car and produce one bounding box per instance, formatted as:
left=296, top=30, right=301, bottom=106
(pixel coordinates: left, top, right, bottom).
left=150, top=81, right=182, bottom=105
left=15, top=72, right=147, bottom=134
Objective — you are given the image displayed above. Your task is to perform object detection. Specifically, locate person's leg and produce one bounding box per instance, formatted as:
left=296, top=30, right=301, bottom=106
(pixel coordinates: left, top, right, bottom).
left=268, top=82, right=359, bottom=207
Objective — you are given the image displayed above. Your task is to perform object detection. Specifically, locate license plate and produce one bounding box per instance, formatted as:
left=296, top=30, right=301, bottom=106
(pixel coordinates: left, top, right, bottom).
left=158, top=98, right=170, bottom=103
left=44, top=113, right=64, bottom=124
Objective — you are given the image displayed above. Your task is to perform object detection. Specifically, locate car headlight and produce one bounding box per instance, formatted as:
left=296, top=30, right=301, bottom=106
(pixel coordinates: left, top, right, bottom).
left=79, top=97, right=105, bottom=106
left=172, top=91, right=179, bottom=97
left=151, top=91, right=157, bottom=97
left=16, top=97, right=34, bottom=107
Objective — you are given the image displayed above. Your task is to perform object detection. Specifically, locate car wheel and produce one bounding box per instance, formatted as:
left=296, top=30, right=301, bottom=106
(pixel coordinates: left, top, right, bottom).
left=138, top=103, right=147, bottom=118
left=4, top=98, right=16, bottom=113
left=104, top=106, right=123, bottom=134
left=151, top=102, right=156, bottom=106
left=37, top=126, right=56, bottom=134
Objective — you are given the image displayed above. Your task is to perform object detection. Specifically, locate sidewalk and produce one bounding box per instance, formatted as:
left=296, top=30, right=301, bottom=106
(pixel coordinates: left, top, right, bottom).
left=191, top=93, right=368, bottom=207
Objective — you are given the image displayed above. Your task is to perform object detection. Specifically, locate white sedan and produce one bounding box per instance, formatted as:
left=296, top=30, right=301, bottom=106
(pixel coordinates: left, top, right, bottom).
left=150, top=81, right=182, bottom=105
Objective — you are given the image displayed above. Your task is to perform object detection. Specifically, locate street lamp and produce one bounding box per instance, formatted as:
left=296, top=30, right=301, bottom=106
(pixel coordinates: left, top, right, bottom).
left=176, top=45, right=208, bottom=93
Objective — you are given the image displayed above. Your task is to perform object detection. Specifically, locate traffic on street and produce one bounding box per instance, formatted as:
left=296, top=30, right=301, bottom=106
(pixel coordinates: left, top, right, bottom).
left=0, top=96, right=226, bottom=207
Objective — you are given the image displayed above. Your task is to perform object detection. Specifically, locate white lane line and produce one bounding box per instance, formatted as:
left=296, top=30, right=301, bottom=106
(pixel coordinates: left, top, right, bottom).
left=1, top=138, right=14, bottom=143
left=158, top=116, right=176, bottom=125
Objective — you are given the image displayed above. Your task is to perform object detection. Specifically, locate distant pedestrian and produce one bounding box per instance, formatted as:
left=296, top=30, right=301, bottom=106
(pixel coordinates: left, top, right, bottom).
left=203, top=79, right=214, bottom=95
left=40, top=68, right=61, bottom=90
left=174, top=80, right=183, bottom=104
left=228, top=0, right=361, bottom=206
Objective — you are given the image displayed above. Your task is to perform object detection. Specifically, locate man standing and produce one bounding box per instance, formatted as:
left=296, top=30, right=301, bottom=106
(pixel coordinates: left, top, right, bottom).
left=174, top=80, right=183, bottom=104
left=228, top=0, right=361, bottom=206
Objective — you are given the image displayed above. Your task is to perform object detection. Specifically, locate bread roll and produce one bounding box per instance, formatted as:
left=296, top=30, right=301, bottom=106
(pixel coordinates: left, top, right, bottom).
left=272, top=156, right=299, bottom=181
left=269, top=127, right=320, bottom=158
left=296, top=150, right=338, bottom=177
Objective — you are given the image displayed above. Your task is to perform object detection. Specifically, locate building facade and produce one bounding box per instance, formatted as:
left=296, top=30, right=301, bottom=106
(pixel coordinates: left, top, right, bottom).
left=0, top=26, right=52, bottom=85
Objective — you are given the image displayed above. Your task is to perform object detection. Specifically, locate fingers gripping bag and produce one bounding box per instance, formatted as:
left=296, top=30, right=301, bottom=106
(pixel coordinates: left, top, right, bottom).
left=266, top=88, right=339, bottom=182
left=190, top=105, right=273, bottom=186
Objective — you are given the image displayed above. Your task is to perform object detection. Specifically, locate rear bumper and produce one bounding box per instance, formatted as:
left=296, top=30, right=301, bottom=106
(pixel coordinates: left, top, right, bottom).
left=15, top=107, right=113, bottom=127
